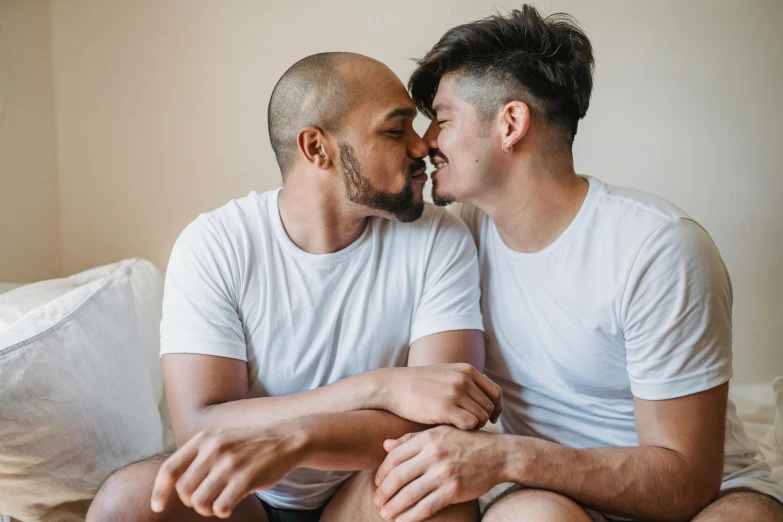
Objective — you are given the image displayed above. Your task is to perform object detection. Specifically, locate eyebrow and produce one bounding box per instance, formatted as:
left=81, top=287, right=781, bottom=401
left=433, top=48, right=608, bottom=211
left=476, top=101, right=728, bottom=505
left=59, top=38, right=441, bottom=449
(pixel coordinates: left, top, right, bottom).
left=433, top=103, right=456, bottom=114
left=383, top=108, right=417, bottom=121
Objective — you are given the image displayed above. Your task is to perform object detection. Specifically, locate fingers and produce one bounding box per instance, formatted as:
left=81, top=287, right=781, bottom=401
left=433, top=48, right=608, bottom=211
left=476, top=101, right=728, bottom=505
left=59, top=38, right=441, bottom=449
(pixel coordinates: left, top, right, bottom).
left=213, top=474, right=253, bottom=519
left=466, top=368, right=503, bottom=423
left=395, top=485, right=455, bottom=522
left=465, top=381, right=495, bottom=422
left=447, top=405, right=481, bottom=431
left=174, top=449, right=214, bottom=508
left=377, top=475, right=431, bottom=521
left=189, top=468, right=229, bottom=517
left=376, top=433, right=426, bottom=486
left=151, top=442, right=199, bottom=512
left=455, top=396, right=489, bottom=429
left=374, top=450, right=429, bottom=508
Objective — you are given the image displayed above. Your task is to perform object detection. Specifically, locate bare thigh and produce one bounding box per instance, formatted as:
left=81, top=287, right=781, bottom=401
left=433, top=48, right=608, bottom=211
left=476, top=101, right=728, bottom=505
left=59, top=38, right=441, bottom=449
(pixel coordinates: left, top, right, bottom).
left=86, top=454, right=269, bottom=522
left=320, top=469, right=479, bottom=522
left=482, top=487, right=599, bottom=522
left=691, top=490, right=783, bottom=522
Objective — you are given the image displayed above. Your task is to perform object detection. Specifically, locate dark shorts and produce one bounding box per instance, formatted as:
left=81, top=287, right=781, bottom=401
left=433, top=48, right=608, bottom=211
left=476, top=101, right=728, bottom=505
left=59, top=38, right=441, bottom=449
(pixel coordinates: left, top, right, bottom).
left=258, top=497, right=326, bottom=522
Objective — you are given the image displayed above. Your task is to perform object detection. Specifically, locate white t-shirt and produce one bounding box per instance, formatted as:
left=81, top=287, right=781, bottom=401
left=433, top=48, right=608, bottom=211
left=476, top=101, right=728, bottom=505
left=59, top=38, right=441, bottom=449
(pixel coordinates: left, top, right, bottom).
left=160, top=188, right=483, bottom=509
left=455, top=176, right=759, bottom=478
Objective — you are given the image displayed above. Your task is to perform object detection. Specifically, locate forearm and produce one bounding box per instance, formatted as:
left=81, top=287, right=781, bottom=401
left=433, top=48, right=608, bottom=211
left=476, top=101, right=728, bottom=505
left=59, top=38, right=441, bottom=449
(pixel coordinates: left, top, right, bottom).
left=500, top=435, right=719, bottom=522
left=177, top=370, right=387, bottom=444
left=295, top=411, right=425, bottom=471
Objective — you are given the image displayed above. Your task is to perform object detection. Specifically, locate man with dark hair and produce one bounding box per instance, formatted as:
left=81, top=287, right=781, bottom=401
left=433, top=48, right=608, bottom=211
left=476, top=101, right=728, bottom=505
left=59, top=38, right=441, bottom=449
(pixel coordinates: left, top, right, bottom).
left=86, top=52, right=495, bottom=522
left=373, top=6, right=783, bottom=522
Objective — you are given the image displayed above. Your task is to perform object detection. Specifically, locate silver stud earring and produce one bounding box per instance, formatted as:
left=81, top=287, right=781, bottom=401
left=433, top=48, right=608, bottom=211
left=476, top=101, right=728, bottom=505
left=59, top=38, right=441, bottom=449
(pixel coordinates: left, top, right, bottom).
left=502, top=143, right=513, bottom=154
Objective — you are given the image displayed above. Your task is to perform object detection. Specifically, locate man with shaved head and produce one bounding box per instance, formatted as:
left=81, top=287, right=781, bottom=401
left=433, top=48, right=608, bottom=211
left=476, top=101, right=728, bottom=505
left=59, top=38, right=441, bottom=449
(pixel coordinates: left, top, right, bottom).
left=86, top=52, right=494, bottom=522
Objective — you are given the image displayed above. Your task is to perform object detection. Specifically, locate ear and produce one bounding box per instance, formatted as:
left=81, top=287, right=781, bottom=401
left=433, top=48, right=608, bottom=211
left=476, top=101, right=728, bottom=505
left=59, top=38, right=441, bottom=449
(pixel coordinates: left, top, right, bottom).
left=499, top=101, right=531, bottom=152
left=297, top=126, right=334, bottom=170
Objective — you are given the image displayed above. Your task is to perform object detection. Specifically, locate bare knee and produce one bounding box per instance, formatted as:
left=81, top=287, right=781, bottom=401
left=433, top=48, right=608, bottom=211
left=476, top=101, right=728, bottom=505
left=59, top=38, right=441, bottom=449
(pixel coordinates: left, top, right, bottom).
left=87, top=454, right=169, bottom=522
left=692, top=490, right=783, bottom=522
left=322, top=470, right=478, bottom=522
left=483, top=489, right=593, bottom=522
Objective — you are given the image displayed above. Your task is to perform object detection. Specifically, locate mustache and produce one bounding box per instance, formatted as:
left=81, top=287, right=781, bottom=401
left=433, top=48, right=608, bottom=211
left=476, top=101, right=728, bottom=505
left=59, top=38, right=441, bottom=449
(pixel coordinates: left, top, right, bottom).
left=408, top=158, right=427, bottom=176
left=429, top=148, right=448, bottom=163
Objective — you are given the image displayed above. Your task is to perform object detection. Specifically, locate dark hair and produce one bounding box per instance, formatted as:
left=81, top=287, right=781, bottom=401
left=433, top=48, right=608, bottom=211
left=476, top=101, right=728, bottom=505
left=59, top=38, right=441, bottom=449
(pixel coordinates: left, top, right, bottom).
left=409, top=5, right=594, bottom=144
left=268, top=52, right=358, bottom=176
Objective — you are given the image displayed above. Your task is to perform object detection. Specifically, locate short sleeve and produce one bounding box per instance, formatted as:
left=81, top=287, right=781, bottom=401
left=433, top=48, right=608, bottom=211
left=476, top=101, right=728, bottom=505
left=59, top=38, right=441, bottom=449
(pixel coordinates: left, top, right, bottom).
left=621, top=218, right=733, bottom=400
left=410, top=209, right=484, bottom=343
left=159, top=215, right=248, bottom=361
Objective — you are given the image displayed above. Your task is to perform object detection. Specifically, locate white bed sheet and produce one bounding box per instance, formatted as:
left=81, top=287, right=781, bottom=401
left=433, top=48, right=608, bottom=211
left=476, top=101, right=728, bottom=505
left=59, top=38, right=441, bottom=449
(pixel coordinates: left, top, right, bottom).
left=731, top=382, right=777, bottom=445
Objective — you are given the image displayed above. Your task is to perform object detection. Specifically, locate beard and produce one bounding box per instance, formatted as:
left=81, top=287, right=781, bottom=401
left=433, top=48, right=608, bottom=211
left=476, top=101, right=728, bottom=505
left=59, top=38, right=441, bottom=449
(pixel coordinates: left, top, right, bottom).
left=431, top=180, right=456, bottom=207
left=429, top=148, right=455, bottom=207
left=338, top=142, right=425, bottom=223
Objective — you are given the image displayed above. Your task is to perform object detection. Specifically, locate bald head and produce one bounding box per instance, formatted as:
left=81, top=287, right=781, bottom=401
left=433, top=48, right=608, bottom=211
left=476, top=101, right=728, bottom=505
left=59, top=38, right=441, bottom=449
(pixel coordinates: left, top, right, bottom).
left=268, top=52, right=386, bottom=176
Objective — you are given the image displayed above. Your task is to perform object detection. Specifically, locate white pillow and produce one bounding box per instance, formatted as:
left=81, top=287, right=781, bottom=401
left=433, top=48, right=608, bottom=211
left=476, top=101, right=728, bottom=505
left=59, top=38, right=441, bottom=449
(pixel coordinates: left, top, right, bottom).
left=0, top=266, right=119, bottom=332
left=0, top=259, right=166, bottom=413
left=0, top=260, right=164, bottom=522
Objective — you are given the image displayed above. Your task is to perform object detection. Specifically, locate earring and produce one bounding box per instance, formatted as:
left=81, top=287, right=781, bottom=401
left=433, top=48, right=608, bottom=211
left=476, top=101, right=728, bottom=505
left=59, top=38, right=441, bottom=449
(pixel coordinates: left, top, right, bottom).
left=502, top=143, right=513, bottom=154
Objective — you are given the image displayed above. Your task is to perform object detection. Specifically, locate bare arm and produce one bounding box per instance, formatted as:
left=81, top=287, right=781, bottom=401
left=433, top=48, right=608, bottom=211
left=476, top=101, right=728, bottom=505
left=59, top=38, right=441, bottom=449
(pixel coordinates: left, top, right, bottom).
left=375, top=383, right=727, bottom=522
left=163, top=352, right=383, bottom=447
left=297, top=329, right=497, bottom=470
left=498, top=384, right=727, bottom=521
left=153, top=330, right=501, bottom=516
left=164, top=330, right=499, bottom=448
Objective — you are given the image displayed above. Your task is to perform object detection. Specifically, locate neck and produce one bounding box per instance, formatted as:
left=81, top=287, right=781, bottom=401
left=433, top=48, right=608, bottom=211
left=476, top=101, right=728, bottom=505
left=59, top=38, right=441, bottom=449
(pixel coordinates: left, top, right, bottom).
left=473, top=150, right=588, bottom=253
left=277, top=170, right=368, bottom=255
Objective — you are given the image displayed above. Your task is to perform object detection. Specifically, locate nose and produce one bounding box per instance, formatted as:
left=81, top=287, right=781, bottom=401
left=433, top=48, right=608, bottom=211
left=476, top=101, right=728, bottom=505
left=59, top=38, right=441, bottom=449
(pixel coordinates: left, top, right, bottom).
left=409, top=128, right=428, bottom=160
left=422, top=119, right=440, bottom=150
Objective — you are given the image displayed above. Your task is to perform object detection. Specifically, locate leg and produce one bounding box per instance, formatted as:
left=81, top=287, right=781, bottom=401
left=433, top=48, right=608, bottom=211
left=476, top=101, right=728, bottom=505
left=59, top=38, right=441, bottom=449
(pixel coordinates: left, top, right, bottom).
left=482, top=487, right=599, bottom=522
left=691, top=490, right=783, bottom=521
left=86, top=454, right=269, bottom=522
left=320, top=469, right=479, bottom=522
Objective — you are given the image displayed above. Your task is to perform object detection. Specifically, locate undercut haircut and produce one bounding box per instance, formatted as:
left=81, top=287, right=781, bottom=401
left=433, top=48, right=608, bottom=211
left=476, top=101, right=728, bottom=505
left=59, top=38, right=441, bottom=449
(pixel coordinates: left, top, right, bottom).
left=409, top=5, right=594, bottom=145
left=268, top=52, right=360, bottom=176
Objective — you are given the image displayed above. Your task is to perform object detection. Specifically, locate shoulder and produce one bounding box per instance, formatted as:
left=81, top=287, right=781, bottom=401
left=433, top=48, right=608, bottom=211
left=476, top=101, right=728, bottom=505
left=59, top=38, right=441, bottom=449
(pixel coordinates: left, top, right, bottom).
left=591, top=176, right=690, bottom=227
left=584, top=176, right=719, bottom=261
left=635, top=217, right=724, bottom=270
left=178, top=189, right=274, bottom=247
left=195, top=189, right=274, bottom=237
left=587, top=177, right=718, bottom=259
left=169, top=190, right=276, bottom=273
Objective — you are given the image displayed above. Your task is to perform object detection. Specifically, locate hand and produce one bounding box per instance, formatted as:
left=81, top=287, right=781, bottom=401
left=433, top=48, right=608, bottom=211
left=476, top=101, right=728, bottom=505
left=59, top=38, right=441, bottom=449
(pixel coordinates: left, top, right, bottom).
left=150, top=425, right=306, bottom=518
left=378, top=364, right=502, bottom=430
left=373, top=426, right=506, bottom=522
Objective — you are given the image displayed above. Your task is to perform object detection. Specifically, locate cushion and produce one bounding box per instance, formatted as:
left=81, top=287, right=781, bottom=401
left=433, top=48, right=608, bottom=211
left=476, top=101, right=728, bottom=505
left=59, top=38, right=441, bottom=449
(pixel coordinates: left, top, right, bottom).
left=0, top=259, right=172, bottom=449
left=0, top=260, right=164, bottom=522
left=0, top=268, right=114, bottom=332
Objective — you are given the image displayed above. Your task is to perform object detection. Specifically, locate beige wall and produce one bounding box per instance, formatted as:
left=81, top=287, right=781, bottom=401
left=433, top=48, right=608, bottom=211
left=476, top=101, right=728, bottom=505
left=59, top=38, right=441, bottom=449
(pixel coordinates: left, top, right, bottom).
left=0, top=0, right=62, bottom=282
left=5, top=0, right=780, bottom=383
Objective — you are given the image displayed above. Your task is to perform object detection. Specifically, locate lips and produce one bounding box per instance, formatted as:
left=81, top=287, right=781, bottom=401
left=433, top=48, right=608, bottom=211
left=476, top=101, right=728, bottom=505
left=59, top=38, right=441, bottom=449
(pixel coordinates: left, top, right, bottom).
left=431, top=157, right=449, bottom=170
